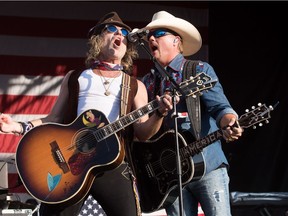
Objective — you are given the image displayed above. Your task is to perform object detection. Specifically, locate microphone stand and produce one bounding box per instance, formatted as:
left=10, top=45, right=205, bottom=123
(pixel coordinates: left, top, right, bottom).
left=137, top=38, right=185, bottom=216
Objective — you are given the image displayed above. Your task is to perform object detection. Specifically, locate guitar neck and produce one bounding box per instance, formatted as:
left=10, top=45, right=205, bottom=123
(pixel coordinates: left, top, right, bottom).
left=94, top=96, right=164, bottom=142
left=181, top=129, right=223, bottom=158
left=180, top=103, right=275, bottom=158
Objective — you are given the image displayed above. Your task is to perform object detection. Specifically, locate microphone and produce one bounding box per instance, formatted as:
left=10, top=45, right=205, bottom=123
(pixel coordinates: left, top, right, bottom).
left=127, top=28, right=149, bottom=43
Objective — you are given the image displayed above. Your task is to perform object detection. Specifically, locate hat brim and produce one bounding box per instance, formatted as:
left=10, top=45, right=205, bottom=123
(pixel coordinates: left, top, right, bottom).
left=89, top=21, right=131, bottom=38
left=146, top=18, right=202, bottom=56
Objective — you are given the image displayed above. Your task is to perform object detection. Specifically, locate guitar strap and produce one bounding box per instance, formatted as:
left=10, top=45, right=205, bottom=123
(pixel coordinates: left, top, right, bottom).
left=120, top=72, right=131, bottom=117
left=119, top=72, right=136, bottom=165
left=183, top=60, right=201, bottom=140
left=119, top=71, right=138, bottom=151
left=120, top=72, right=142, bottom=216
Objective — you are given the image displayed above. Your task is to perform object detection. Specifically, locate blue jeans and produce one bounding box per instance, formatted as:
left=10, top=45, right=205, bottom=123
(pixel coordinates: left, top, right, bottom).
left=166, top=167, right=231, bottom=216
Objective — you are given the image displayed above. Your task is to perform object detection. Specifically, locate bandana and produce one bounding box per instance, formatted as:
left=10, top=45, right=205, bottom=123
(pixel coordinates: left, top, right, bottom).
left=92, top=60, right=123, bottom=71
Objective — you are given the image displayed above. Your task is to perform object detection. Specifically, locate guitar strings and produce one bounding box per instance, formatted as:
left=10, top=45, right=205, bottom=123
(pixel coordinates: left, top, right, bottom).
left=65, top=128, right=102, bottom=151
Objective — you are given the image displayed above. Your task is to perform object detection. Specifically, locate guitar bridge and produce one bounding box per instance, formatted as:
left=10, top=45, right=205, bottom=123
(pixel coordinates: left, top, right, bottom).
left=50, top=141, right=70, bottom=173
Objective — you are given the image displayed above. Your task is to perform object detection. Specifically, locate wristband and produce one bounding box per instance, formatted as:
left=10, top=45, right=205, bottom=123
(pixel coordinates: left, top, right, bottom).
left=19, top=121, right=34, bottom=135
left=155, top=109, right=168, bottom=118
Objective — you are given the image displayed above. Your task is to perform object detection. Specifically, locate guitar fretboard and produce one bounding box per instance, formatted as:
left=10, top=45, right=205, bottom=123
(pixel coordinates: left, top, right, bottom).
left=94, top=99, right=159, bottom=142
left=179, top=103, right=273, bottom=158
left=180, top=130, right=224, bottom=158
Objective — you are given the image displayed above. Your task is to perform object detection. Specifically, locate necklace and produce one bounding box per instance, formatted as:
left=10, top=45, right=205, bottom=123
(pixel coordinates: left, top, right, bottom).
left=98, top=70, right=120, bottom=96
left=100, top=75, right=111, bottom=85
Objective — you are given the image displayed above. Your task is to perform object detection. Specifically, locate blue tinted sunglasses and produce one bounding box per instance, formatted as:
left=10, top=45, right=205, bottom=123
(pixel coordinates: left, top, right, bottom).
left=105, top=25, right=129, bottom=37
left=147, top=29, right=174, bottom=40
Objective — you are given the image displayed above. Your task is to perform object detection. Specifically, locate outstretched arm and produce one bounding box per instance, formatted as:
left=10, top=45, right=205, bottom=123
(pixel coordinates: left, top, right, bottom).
left=0, top=71, right=72, bottom=136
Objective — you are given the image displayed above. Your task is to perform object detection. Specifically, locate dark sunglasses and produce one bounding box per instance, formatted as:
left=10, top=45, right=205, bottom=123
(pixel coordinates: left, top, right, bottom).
left=105, top=25, right=129, bottom=37
left=147, top=29, right=174, bottom=40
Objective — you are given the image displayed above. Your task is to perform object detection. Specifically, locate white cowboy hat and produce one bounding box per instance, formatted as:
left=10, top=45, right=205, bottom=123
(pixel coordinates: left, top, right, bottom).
left=146, top=11, right=202, bottom=56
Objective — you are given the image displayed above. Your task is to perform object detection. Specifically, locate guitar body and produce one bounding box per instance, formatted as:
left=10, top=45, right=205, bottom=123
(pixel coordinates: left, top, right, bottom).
left=131, top=103, right=274, bottom=213
left=131, top=130, right=205, bottom=213
left=16, top=109, right=124, bottom=206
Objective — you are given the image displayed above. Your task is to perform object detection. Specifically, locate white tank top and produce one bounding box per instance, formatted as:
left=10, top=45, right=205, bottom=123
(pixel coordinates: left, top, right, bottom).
left=77, top=68, right=123, bottom=122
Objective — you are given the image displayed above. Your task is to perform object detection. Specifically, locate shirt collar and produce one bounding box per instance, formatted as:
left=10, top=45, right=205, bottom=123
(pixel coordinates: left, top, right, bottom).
left=167, top=54, right=186, bottom=72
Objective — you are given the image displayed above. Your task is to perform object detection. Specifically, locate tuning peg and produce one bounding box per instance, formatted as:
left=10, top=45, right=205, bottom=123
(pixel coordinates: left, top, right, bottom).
left=269, top=105, right=274, bottom=111
left=189, top=76, right=195, bottom=82
left=245, top=109, right=249, bottom=113
left=258, top=103, right=262, bottom=106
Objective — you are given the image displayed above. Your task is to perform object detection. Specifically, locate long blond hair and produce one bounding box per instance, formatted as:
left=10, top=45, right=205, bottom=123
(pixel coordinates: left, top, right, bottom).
left=85, top=34, right=138, bottom=73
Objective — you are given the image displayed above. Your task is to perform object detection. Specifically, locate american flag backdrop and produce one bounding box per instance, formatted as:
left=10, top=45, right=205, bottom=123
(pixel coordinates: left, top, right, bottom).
left=0, top=2, right=208, bottom=215
left=79, top=195, right=204, bottom=216
left=79, top=195, right=106, bottom=216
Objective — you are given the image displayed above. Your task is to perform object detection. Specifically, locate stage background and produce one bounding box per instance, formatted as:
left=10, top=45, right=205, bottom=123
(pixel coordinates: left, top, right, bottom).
left=0, top=1, right=287, bottom=215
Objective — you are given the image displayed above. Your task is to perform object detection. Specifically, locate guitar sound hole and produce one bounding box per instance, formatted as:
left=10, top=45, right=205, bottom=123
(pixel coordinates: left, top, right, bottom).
left=75, top=129, right=96, bottom=153
left=160, top=149, right=176, bottom=172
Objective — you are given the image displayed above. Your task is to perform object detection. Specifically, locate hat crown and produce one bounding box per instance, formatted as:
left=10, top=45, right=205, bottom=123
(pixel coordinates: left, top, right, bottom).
left=151, top=11, right=175, bottom=22
left=146, top=11, right=202, bottom=56
left=97, top=12, right=122, bottom=26
left=88, top=11, right=131, bottom=37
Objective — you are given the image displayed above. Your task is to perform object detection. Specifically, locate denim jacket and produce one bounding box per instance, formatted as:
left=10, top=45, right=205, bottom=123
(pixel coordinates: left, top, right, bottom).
left=142, top=54, right=238, bottom=174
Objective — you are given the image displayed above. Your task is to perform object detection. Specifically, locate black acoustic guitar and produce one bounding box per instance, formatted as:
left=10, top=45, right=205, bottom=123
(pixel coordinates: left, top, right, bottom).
left=16, top=72, right=216, bottom=206
left=131, top=103, right=275, bottom=213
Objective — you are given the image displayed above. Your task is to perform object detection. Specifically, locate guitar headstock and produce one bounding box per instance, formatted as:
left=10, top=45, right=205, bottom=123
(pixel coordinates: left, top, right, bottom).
left=239, top=103, right=276, bottom=129
left=179, top=72, right=217, bottom=98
